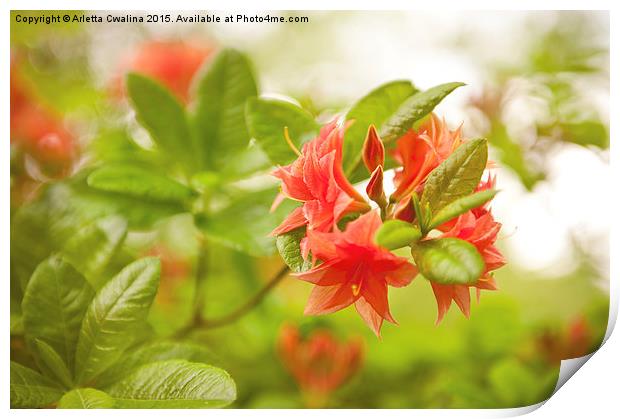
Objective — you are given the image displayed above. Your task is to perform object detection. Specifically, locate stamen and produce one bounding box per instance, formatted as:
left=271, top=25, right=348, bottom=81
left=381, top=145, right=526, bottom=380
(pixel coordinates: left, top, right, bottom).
left=351, top=284, right=361, bottom=296
left=284, top=126, right=302, bottom=157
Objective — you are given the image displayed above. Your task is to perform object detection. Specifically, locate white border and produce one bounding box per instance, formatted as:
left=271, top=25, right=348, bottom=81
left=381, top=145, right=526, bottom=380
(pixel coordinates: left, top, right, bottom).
left=3, top=1, right=617, bottom=417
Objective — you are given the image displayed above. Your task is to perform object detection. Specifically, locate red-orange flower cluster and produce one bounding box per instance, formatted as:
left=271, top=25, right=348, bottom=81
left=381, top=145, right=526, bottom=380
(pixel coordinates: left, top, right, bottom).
left=114, top=40, right=213, bottom=103
left=278, top=323, right=363, bottom=406
left=272, top=114, right=505, bottom=335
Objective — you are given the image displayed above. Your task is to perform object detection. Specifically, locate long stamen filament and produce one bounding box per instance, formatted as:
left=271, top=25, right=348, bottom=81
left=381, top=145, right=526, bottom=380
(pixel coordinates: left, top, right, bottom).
left=284, top=126, right=302, bottom=157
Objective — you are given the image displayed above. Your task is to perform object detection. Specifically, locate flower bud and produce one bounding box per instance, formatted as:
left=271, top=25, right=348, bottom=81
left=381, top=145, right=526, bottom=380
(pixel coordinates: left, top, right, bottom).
left=362, top=125, right=385, bottom=173
left=394, top=197, right=415, bottom=222
left=366, top=165, right=386, bottom=208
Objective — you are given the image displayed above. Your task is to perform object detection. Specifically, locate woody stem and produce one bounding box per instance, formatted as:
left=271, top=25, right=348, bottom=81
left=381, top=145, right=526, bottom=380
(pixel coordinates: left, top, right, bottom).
left=189, top=236, right=209, bottom=324
left=174, top=265, right=290, bottom=337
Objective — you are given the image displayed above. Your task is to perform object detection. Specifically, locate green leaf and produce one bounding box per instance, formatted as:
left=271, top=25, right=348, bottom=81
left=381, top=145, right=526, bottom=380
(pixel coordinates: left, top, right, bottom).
left=559, top=120, right=609, bottom=149
left=343, top=80, right=418, bottom=180
left=199, top=188, right=298, bottom=257
left=489, top=122, right=543, bottom=190
left=22, top=256, right=95, bottom=372
left=380, top=82, right=465, bottom=143
left=276, top=227, right=312, bottom=273
left=62, top=215, right=128, bottom=289
left=87, top=164, right=196, bottom=204
left=75, top=257, right=161, bottom=385
left=58, top=388, right=116, bottom=409
left=65, top=179, right=186, bottom=230
left=192, top=49, right=258, bottom=169
left=10, top=361, right=64, bottom=408
left=105, top=360, right=236, bottom=408
left=374, top=220, right=422, bottom=250
left=421, top=138, right=488, bottom=213
left=245, top=97, right=319, bottom=165
left=126, top=73, right=195, bottom=169
left=96, top=340, right=217, bottom=388
left=429, top=189, right=498, bottom=230
left=410, top=238, right=484, bottom=285
left=34, top=339, right=74, bottom=389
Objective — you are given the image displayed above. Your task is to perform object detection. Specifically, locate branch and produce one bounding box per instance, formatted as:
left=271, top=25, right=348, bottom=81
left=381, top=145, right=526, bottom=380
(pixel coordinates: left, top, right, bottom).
left=174, top=265, right=290, bottom=337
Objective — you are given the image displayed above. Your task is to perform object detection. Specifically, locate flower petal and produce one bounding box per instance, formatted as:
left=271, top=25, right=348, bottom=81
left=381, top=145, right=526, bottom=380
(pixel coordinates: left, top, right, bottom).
left=270, top=206, right=307, bottom=236
left=342, top=211, right=382, bottom=246
left=304, top=284, right=357, bottom=315
left=355, top=297, right=384, bottom=338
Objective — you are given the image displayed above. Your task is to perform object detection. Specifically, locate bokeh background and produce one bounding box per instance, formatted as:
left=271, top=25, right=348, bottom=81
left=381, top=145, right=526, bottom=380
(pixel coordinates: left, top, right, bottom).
left=10, top=10, right=609, bottom=408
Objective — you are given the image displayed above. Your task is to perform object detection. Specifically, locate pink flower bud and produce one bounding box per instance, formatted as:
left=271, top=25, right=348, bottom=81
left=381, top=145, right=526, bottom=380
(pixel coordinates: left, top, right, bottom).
left=362, top=125, right=385, bottom=173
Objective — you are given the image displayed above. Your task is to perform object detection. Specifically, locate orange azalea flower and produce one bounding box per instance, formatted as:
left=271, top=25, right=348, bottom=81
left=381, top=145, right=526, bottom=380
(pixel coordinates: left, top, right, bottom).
left=538, top=316, right=594, bottom=364
left=278, top=323, right=363, bottom=407
left=391, top=114, right=463, bottom=202
left=114, top=40, right=213, bottom=103
left=295, top=211, right=417, bottom=337
left=430, top=199, right=505, bottom=324
left=271, top=120, right=369, bottom=250
left=11, top=60, right=77, bottom=178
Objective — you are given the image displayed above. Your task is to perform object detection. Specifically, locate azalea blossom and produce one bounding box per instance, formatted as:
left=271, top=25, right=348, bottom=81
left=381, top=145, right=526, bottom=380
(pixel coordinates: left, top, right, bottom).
left=537, top=316, right=593, bottom=364
left=429, top=194, right=505, bottom=323
left=271, top=120, right=369, bottom=249
left=391, top=113, right=463, bottom=202
left=295, top=211, right=417, bottom=336
left=10, top=60, right=77, bottom=178
left=114, top=40, right=213, bottom=102
left=278, top=323, right=363, bottom=407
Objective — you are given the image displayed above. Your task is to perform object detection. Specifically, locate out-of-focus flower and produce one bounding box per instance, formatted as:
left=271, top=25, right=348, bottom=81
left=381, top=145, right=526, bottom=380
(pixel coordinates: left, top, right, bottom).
left=278, top=323, right=363, bottom=407
left=295, top=211, right=417, bottom=336
left=537, top=316, right=594, bottom=364
left=362, top=125, right=385, bottom=173
left=391, top=114, right=462, bottom=202
left=114, top=40, right=213, bottom=103
left=146, top=244, right=191, bottom=306
left=429, top=195, right=505, bottom=323
left=10, top=60, right=77, bottom=179
left=271, top=120, right=370, bottom=256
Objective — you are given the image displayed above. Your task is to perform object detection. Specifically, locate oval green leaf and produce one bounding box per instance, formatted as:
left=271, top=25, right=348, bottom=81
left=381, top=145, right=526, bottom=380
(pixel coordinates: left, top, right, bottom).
left=58, top=388, right=115, bottom=409
left=192, top=49, right=258, bottom=170
left=421, top=138, right=488, bottom=213
left=87, top=164, right=196, bottom=204
left=62, top=215, right=128, bottom=289
left=105, top=360, right=236, bottom=408
left=375, top=220, right=422, bottom=250
left=75, top=257, right=161, bottom=384
left=96, top=340, right=217, bottom=388
left=10, top=362, right=64, bottom=408
left=429, top=189, right=498, bottom=230
left=126, top=73, right=195, bottom=170
left=276, top=226, right=312, bottom=273
left=411, top=238, right=484, bottom=285
left=246, top=97, right=319, bottom=166
left=380, top=82, right=465, bottom=143
left=22, top=256, right=95, bottom=372
left=34, top=339, right=73, bottom=389
left=343, top=80, right=418, bottom=181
